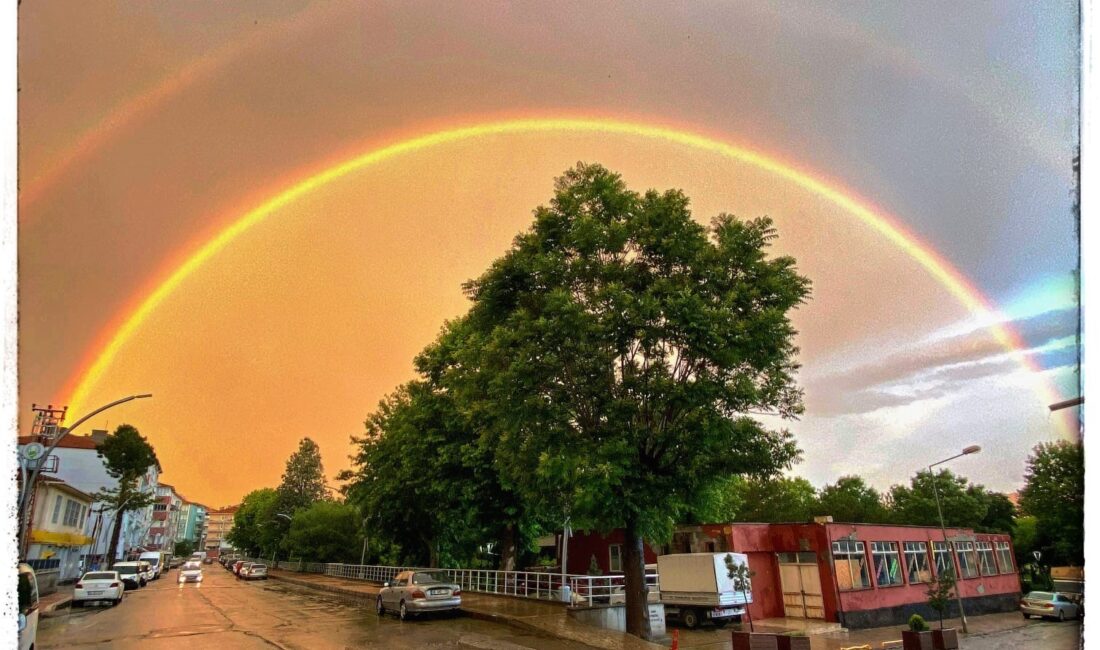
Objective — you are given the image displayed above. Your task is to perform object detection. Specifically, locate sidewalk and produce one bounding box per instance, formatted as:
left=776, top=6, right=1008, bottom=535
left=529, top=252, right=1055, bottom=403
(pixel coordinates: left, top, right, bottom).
left=267, top=568, right=663, bottom=650
left=38, top=585, right=74, bottom=618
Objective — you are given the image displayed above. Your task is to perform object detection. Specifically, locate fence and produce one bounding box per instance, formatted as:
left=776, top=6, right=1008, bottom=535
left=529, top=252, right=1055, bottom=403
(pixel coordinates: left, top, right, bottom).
left=256, top=558, right=661, bottom=607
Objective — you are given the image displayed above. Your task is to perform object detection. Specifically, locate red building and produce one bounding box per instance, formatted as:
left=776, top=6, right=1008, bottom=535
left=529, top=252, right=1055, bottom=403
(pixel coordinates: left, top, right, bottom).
left=560, top=520, right=1020, bottom=628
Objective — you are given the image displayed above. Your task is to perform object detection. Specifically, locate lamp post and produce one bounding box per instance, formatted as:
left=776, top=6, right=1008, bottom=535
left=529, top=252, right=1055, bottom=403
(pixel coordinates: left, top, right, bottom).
left=19, top=394, right=153, bottom=558
left=927, top=444, right=981, bottom=634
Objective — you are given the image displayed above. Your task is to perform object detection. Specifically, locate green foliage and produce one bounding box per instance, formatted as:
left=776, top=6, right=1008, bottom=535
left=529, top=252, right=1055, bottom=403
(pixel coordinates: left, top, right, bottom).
left=174, top=539, right=195, bottom=558
left=342, top=379, right=538, bottom=568
left=95, top=424, right=160, bottom=481
left=818, top=476, right=888, bottom=523
left=886, top=469, right=987, bottom=528
left=277, top=438, right=329, bottom=514
left=907, top=614, right=929, bottom=632
left=282, top=501, right=363, bottom=563
left=925, top=571, right=955, bottom=629
left=1012, top=515, right=1039, bottom=567
left=457, top=163, right=808, bottom=536
left=725, top=475, right=819, bottom=523
left=977, top=492, right=1016, bottom=533
left=1018, top=440, right=1083, bottom=565
left=227, top=488, right=281, bottom=557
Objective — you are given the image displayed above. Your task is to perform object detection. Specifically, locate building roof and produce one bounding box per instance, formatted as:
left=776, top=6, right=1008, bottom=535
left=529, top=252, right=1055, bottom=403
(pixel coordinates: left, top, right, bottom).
left=17, top=435, right=99, bottom=450
left=38, top=477, right=96, bottom=503
left=210, top=504, right=239, bottom=514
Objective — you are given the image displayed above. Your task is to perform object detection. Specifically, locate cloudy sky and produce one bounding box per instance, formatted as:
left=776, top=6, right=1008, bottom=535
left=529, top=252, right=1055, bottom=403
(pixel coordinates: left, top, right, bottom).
left=19, top=1, right=1080, bottom=507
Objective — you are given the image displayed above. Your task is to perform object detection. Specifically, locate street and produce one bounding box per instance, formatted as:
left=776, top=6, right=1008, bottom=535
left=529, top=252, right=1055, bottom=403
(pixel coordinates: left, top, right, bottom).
left=38, top=566, right=594, bottom=650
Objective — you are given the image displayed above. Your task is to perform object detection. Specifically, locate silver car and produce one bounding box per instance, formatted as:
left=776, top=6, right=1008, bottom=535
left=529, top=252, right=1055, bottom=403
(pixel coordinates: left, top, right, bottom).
left=1021, top=591, right=1081, bottom=621
left=376, top=571, right=461, bottom=620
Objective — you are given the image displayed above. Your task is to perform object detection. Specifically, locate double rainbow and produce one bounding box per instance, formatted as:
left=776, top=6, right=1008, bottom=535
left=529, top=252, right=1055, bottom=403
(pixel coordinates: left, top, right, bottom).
left=59, top=117, right=1071, bottom=433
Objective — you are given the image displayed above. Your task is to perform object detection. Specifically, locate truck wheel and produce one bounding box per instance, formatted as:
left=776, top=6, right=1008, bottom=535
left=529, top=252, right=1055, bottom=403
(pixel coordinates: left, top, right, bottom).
left=682, top=608, right=700, bottom=629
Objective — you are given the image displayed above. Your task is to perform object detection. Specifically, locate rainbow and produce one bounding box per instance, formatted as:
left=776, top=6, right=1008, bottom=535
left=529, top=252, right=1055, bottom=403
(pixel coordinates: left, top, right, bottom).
left=60, top=117, right=1072, bottom=432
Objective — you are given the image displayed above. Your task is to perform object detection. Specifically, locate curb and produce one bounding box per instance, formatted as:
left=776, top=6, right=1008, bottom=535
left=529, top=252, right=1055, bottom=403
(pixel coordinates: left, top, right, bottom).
left=40, top=595, right=73, bottom=617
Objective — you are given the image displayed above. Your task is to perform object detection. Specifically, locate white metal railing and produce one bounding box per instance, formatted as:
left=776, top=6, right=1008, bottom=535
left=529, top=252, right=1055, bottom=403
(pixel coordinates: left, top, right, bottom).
left=567, top=572, right=661, bottom=607
left=265, top=559, right=660, bottom=606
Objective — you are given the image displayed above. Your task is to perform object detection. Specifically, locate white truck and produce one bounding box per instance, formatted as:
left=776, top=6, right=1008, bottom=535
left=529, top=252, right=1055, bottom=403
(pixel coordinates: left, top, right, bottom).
left=656, top=552, right=752, bottom=629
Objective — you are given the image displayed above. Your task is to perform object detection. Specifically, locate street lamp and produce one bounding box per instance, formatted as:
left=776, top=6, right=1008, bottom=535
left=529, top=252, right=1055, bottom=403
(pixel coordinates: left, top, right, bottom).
left=19, top=393, right=153, bottom=558
left=927, top=445, right=981, bottom=634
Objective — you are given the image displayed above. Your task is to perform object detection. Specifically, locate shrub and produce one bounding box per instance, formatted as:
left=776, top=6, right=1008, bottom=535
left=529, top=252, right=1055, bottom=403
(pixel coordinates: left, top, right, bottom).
left=908, top=614, right=929, bottom=632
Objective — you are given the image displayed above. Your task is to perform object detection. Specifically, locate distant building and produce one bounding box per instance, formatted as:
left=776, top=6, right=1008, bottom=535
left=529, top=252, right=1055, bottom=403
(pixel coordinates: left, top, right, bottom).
left=18, top=434, right=159, bottom=566
left=24, top=477, right=95, bottom=582
left=175, top=501, right=208, bottom=548
left=203, top=505, right=239, bottom=557
left=562, top=520, right=1021, bottom=628
left=147, top=483, right=183, bottom=553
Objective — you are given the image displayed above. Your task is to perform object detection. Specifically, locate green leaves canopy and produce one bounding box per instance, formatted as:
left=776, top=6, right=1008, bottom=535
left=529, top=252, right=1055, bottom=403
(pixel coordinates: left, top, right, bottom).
left=453, top=163, right=809, bottom=540
left=227, top=488, right=281, bottom=557
left=1018, top=440, right=1083, bottom=565
left=282, top=501, right=363, bottom=564
left=277, top=438, right=328, bottom=514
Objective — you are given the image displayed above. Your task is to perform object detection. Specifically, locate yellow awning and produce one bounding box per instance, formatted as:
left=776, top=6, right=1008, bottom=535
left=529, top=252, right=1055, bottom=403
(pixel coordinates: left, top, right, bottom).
left=29, top=529, right=95, bottom=546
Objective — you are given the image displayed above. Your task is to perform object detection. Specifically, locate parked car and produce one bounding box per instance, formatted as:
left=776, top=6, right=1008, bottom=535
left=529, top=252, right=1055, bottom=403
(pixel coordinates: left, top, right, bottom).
left=178, top=561, right=204, bottom=584
left=202, top=557, right=214, bottom=565
left=139, top=551, right=170, bottom=579
left=1021, top=591, right=1081, bottom=621
left=170, top=557, right=185, bottom=569
left=233, top=560, right=246, bottom=575
left=17, top=563, right=39, bottom=650
left=242, top=563, right=268, bottom=580
left=236, top=562, right=254, bottom=578
left=113, top=562, right=147, bottom=589
left=376, top=570, right=462, bottom=620
left=73, top=571, right=124, bottom=607
left=138, top=561, right=156, bottom=583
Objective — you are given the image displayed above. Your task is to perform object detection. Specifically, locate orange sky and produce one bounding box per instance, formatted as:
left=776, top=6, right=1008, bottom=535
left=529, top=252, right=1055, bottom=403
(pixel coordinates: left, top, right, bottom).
left=18, top=2, right=1079, bottom=506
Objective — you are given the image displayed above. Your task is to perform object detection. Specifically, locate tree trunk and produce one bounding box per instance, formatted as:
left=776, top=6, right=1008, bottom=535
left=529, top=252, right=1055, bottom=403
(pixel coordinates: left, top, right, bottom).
left=106, top=510, right=124, bottom=569
left=623, top=519, right=652, bottom=640
left=498, top=523, right=518, bottom=571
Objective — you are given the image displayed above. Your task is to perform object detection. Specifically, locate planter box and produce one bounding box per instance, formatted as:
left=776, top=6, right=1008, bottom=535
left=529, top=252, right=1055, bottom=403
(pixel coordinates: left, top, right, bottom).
left=776, top=635, right=811, bottom=650
left=901, top=630, right=934, bottom=650
left=932, top=629, right=959, bottom=649
left=731, top=631, right=779, bottom=650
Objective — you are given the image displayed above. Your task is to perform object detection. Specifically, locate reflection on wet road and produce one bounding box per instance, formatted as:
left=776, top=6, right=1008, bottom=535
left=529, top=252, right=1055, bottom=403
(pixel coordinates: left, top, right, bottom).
left=39, top=565, right=591, bottom=649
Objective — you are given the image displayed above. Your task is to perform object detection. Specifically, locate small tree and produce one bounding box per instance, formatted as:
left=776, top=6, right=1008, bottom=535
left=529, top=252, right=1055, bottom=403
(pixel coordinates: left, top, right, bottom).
left=725, top=554, right=756, bottom=631
left=277, top=438, right=329, bottom=514
left=174, top=539, right=195, bottom=558
left=926, top=571, right=955, bottom=629
left=93, top=424, right=160, bottom=567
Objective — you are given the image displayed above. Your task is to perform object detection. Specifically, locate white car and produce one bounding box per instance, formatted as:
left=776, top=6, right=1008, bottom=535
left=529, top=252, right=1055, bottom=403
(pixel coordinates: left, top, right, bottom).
left=178, top=561, right=203, bottom=584
left=242, top=563, right=268, bottom=580
left=139, top=560, right=156, bottom=583
left=74, top=571, right=124, bottom=607
left=113, top=562, right=147, bottom=589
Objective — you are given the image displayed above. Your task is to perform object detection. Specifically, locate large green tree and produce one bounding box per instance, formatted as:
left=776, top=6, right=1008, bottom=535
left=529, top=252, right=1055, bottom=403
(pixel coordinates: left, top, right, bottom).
left=277, top=438, right=328, bottom=514
left=976, top=492, right=1016, bottom=533
left=93, top=424, right=160, bottom=567
left=282, top=501, right=363, bottom=564
left=817, top=476, right=888, bottom=523
left=227, top=488, right=281, bottom=557
left=886, top=469, right=988, bottom=528
left=451, top=164, right=809, bottom=638
left=726, top=476, right=820, bottom=523
left=1018, top=440, right=1083, bottom=565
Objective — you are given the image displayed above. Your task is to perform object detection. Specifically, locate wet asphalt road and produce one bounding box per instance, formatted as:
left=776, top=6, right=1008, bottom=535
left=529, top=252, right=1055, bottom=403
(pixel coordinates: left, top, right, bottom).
left=39, top=565, right=593, bottom=650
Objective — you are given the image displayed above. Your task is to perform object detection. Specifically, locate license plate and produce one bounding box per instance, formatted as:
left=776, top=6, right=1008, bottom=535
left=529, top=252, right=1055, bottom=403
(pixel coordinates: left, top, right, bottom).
left=89, top=590, right=103, bottom=595
left=712, top=608, right=739, bottom=617
left=429, top=588, right=448, bottom=595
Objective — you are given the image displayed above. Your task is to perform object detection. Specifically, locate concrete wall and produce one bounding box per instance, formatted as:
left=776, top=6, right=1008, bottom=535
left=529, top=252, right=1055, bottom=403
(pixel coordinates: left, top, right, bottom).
left=568, top=603, right=666, bottom=636
left=839, top=593, right=1020, bottom=629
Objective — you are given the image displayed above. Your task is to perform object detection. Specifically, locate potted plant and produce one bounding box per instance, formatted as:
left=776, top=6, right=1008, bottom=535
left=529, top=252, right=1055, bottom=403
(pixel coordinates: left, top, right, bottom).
left=731, top=631, right=778, bottom=650
left=925, top=572, right=960, bottom=649
left=901, top=614, right=934, bottom=650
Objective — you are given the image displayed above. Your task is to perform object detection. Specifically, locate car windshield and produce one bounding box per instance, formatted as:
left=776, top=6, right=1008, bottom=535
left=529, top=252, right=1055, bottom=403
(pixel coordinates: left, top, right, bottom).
left=83, top=572, right=116, bottom=581
left=183, top=563, right=201, bottom=570
left=116, top=565, right=138, bottom=575
left=413, top=572, right=447, bottom=584
left=1026, top=592, right=1054, bottom=600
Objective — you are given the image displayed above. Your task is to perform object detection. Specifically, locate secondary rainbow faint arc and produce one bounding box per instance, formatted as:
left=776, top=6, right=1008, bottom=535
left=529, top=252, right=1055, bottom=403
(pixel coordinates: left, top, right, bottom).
left=62, top=117, right=1067, bottom=427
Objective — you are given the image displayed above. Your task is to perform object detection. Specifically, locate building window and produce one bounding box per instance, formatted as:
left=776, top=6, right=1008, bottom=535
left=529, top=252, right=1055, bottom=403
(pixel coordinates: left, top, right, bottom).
left=832, top=540, right=870, bottom=590
left=995, top=542, right=1014, bottom=574
left=955, top=542, right=978, bottom=578
left=609, top=544, right=622, bottom=573
left=871, top=542, right=903, bottom=587
left=904, top=542, right=932, bottom=583
left=976, top=542, right=997, bottom=576
left=932, top=541, right=954, bottom=577
left=51, top=495, right=62, bottom=524
left=63, top=499, right=81, bottom=528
